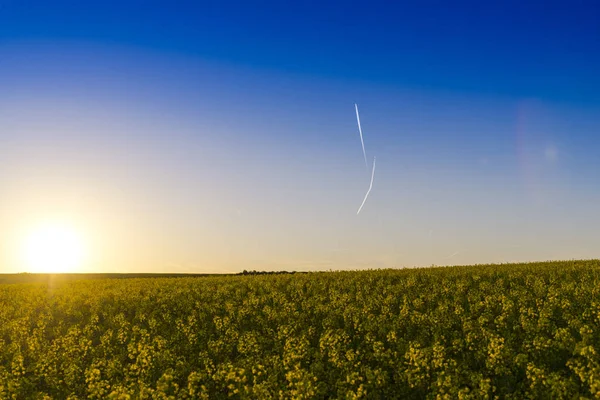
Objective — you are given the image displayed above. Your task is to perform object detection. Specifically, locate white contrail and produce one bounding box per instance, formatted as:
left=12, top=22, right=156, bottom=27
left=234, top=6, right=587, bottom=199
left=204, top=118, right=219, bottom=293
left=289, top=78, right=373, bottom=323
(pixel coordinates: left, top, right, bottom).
left=446, top=251, right=460, bottom=259
left=355, top=103, right=369, bottom=171
left=357, top=156, right=376, bottom=215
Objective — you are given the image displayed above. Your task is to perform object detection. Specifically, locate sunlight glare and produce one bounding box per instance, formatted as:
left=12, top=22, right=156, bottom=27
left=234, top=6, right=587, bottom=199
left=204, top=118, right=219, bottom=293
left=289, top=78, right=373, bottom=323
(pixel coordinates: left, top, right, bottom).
left=21, top=222, right=87, bottom=273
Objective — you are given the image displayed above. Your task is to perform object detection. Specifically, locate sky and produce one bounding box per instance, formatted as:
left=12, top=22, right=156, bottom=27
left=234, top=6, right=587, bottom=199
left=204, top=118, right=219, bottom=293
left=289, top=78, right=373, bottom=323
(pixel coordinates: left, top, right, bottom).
left=1, top=0, right=599, bottom=273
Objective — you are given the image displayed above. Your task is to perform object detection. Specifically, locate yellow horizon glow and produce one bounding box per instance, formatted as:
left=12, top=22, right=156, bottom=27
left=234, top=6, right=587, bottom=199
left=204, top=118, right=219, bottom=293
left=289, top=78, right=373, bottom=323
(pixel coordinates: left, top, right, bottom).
left=20, top=221, right=88, bottom=273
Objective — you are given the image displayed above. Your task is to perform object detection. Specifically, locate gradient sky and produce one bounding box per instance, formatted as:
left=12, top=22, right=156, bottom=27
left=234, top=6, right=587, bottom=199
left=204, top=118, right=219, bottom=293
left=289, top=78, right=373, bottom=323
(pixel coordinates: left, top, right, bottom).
left=1, top=0, right=600, bottom=273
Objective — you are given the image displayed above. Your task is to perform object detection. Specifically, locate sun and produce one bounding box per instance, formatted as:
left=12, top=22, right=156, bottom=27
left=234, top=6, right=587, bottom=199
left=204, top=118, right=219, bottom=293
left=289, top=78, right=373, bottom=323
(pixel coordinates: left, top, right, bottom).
left=20, top=222, right=88, bottom=273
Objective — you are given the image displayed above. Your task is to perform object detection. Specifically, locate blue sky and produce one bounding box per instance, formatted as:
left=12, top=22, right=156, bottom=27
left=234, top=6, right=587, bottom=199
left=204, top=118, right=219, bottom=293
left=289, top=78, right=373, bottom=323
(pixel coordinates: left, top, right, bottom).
left=1, top=1, right=599, bottom=272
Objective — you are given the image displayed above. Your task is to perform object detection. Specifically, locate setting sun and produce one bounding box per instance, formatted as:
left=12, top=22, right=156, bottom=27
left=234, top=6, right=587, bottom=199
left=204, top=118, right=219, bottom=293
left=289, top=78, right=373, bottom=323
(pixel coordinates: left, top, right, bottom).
left=20, top=222, right=87, bottom=273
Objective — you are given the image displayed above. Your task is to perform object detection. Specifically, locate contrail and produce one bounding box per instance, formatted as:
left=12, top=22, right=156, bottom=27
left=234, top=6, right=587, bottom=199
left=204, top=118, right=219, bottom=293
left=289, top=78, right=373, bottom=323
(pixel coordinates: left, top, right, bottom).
left=446, top=251, right=460, bottom=259
left=355, top=103, right=368, bottom=171
left=357, top=156, right=376, bottom=215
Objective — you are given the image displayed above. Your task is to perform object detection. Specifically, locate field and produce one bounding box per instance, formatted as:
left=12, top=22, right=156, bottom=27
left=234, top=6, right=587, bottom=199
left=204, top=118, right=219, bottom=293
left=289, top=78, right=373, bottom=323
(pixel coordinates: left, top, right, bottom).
left=1, top=260, right=600, bottom=399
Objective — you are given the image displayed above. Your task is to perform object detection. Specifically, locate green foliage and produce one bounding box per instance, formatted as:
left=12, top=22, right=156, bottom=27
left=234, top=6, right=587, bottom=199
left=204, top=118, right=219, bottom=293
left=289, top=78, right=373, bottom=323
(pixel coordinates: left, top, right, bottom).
left=1, top=260, right=600, bottom=398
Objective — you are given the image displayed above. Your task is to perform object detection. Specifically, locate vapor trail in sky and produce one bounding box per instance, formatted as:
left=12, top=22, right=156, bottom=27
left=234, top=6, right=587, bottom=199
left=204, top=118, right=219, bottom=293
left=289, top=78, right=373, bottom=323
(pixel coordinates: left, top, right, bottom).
left=446, top=251, right=460, bottom=259
left=355, top=104, right=368, bottom=171
left=357, top=156, right=376, bottom=215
